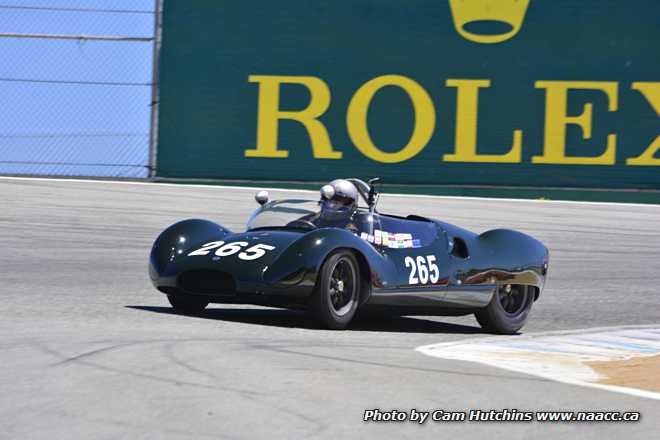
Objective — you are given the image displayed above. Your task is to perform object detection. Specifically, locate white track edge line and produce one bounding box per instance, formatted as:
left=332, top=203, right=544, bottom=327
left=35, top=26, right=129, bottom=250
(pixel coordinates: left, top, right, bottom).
left=1, top=175, right=658, bottom=208
left=416, top=324, right=660, bottom=401
left=416, top=324, right=660, bottom=351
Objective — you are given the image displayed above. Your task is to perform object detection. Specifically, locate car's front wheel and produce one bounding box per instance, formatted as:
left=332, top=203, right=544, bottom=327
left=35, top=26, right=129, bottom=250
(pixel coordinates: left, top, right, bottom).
left=310, top=250, right=360, bottom=329
left=475, top=284, right=534, bottom=334
left=167, top=293, right=209, bottom=314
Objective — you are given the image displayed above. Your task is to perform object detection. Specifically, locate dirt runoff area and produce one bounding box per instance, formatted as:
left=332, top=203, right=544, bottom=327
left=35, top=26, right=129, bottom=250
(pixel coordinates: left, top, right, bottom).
left=587, top=354, right=660, bottom=392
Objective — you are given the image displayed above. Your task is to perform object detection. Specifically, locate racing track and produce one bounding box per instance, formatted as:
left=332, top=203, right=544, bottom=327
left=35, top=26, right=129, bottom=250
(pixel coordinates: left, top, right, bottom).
left=1, top=177, right=659, bottom=439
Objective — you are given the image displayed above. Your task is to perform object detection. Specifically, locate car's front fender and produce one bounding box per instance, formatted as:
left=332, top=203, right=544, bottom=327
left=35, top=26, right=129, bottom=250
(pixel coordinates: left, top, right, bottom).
left=149, top=219, right=231, bottom=283
left=263, top=228, right=397, bottom=291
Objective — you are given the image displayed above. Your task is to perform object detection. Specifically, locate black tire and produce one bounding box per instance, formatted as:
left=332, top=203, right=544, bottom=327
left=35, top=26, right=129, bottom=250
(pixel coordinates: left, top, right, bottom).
left=475, top=284, right=534, bottom=334
left=309, top=250, right=360, bottom=329
left=167, top=293, right=209, bottom=314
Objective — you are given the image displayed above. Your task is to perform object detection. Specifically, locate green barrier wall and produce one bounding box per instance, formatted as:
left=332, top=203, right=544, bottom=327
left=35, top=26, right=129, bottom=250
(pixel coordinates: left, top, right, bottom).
left=156, top=0, right=660, bottom=189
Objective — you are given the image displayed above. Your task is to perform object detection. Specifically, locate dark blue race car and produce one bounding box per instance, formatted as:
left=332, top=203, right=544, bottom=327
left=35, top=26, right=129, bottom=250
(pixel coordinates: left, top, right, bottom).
left=149, top=178, right=549, bottom=333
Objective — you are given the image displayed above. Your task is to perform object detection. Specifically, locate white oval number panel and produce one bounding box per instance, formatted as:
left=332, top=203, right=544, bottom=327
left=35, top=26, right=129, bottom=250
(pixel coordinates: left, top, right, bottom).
left=188, top=241, right=276, bottom=261
left=404, top=255, right=440, bottom=285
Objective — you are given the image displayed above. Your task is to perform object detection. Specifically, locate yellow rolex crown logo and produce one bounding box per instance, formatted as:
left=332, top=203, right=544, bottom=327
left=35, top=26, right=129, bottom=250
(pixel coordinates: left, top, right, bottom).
left=449, top=0, right=530, bottom=44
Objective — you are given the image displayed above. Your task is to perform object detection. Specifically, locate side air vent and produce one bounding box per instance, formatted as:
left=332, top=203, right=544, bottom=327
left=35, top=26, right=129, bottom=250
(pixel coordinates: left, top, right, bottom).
left=177, top=270, right=236, bottom=296
left=450, top=237, right=469, bottom=259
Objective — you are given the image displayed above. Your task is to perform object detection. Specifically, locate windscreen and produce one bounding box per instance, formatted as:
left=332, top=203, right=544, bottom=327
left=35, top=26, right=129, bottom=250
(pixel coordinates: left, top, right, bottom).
left=246, top=199, right=320, bottom=230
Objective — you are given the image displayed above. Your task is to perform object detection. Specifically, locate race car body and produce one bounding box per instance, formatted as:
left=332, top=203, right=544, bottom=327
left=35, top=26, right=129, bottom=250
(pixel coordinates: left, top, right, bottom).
left=149, top=178, right=549, bottom=333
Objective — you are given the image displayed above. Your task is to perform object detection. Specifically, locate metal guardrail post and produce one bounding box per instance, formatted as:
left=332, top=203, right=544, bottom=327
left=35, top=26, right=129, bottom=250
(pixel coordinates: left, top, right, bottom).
left=148, top=0, right=163, bottom=179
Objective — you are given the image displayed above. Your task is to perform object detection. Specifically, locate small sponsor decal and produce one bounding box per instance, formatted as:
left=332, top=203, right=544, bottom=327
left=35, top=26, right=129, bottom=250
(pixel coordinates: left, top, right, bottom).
left=360, top=232, right=368, bottom=241
left=374, top=229, right=382, bottom=245
left=373, top=231, right=418, bottom=249
left=382, top=233, right=390, bottom=246
left=367, top=234, right=375, bottom=243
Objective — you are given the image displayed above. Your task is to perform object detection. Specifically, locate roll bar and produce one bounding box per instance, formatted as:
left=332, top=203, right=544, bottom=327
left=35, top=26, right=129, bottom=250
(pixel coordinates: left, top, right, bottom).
left=347, top=177, right=380, bottom=211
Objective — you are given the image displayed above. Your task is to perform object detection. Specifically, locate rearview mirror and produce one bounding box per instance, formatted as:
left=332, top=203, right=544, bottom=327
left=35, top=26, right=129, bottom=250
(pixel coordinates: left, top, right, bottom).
left=255, top=190, right=269, bottom=206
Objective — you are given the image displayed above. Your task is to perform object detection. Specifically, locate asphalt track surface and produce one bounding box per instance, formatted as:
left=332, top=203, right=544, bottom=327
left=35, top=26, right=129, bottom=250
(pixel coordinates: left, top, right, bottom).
left=1, top=177, right=659, bottom=439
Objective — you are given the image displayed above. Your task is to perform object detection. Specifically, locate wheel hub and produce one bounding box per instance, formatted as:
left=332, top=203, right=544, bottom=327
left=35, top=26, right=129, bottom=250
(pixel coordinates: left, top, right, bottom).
left=328, top=259, right=356, bottom=316
left=497, top=284, right=528, bottom=316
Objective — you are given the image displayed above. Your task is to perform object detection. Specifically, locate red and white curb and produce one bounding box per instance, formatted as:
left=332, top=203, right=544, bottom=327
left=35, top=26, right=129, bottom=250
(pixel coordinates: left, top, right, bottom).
left=416, top=325, right=660, bottom=400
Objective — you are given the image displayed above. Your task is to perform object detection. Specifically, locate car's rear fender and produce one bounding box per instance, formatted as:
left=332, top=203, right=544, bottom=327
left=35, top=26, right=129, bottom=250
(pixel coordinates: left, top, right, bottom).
left=473, top=228, right=549, bottom=295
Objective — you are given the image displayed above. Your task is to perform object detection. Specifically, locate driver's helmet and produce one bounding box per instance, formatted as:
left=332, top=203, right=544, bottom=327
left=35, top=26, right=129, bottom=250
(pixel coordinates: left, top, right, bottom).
left=319, top=179, right=358, bottom=220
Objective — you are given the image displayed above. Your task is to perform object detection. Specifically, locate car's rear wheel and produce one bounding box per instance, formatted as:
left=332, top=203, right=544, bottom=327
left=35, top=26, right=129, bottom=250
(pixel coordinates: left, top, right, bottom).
left=167, top=293, right=209, bottom=314
left=475, top=284, right=534, bottom=334
left=310, top=250, right=360, bottom=329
